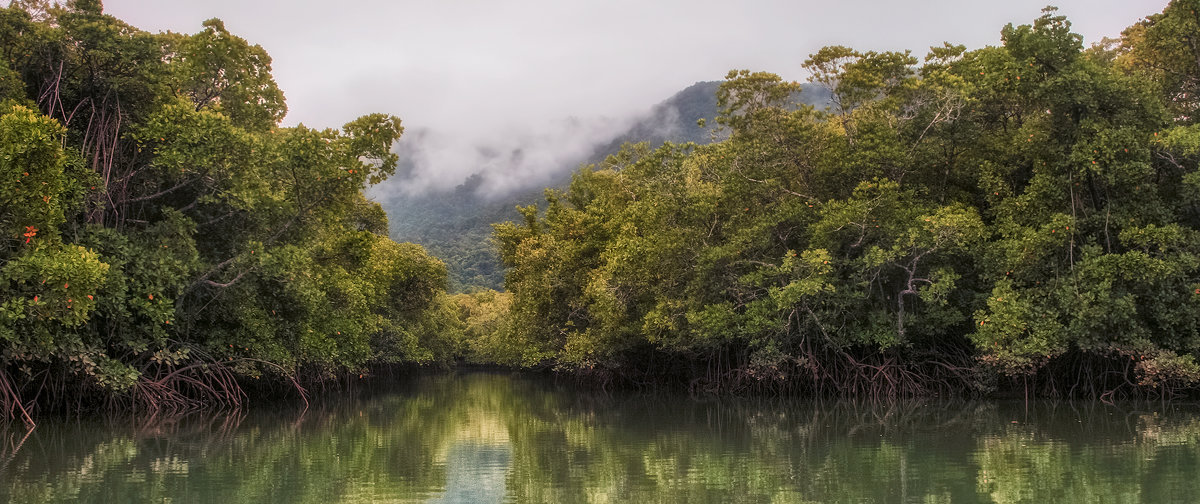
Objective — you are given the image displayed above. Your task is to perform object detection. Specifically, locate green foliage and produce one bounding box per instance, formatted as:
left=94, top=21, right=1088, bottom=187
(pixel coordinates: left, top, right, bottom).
left=0, top=3, right=459, bottom=414
left=0, top=104, right=115, bottom=388
left=0, top=104, right=68, bottom=244
left=169, top=18, right=287, bottom=132
left=381, top=81, right=745, bottom=293
left=452, top=289, right=516, bottom=364
left=492, top=1, right=1200, bottom=397
left=1118, top=0, right=1200, bottom=124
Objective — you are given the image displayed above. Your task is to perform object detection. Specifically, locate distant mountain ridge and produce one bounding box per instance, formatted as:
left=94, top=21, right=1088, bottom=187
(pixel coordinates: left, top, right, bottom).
left=377, top=80, right=828, bottom=291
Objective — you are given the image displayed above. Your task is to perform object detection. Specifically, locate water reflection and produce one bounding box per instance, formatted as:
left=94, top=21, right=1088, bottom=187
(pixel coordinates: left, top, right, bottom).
left=1, top=371, right=1198, bottom=503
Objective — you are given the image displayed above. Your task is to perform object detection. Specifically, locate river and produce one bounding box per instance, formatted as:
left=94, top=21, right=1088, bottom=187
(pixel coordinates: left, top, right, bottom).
left=1, top=371, right=1197, bottom=503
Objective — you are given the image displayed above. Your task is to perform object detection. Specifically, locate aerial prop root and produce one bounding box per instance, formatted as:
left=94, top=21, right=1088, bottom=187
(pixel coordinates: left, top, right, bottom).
left=122, top=356, right=309, bottom=414
left=0, top=369, right=35, bottom=428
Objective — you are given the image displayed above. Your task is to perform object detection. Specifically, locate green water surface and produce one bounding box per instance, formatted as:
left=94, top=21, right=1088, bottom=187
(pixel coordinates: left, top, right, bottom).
left=1, top=371, right=1198, bottom=503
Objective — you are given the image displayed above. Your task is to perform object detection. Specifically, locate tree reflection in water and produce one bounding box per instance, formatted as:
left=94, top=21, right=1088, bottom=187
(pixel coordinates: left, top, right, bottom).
left=1, top=372, right=1198, bottom=503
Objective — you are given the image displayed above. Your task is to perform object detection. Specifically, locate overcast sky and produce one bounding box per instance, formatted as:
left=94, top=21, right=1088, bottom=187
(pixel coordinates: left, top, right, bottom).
left=95, top=0, right=1168, bottom=196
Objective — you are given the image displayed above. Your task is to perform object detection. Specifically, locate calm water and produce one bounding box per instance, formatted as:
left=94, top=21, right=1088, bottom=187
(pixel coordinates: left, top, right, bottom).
left=2, top=371, right=1199, bottom=503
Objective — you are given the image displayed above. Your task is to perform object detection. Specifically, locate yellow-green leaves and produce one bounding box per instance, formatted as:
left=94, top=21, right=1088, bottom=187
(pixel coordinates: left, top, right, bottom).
left=2, top=244, right=108, bottom=329
left=0, top=105, right=67, bottom=244
left=803, top=46, right=918, bottom=116
left=972, top=279, right=1067, bottom=376
left=171, top=18, right=286, bottom=132
left=1118, top=0, right=1200, bottom=124
left=717, top=70, right=803, bottom=130
left=342, top=113, right=404, bottom=185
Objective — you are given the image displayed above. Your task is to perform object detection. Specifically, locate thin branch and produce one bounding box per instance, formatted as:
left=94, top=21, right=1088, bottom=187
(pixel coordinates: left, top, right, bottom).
left=119, top=176, right=200, bottom=204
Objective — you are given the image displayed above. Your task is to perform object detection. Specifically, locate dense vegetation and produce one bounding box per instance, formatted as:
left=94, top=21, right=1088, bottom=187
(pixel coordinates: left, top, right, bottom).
left=490, top=3, right=1200, bottom=399
left=383, top=175, right=537, bottom=292
left=5, top=0, right=1200, bottom=425
left=382, top=80, right=817, bottom=292
left=0, top=1, right=463, bottom=425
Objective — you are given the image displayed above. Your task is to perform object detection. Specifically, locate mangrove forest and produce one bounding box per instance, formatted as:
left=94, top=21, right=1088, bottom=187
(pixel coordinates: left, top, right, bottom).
left=3, top=0, right=1200, bottom=427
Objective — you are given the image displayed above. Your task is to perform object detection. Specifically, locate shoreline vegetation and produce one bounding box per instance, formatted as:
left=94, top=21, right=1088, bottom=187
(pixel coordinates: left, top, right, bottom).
left=2, top=1, right=1200, bottom=425
left=486, top=2, right=1200, bottom=402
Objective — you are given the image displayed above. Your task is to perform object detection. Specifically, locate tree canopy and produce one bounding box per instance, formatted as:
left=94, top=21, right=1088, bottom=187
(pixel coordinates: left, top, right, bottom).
left=491, top=3, right=1200, bottom=399
left=0, top=1, right=462, bottom=424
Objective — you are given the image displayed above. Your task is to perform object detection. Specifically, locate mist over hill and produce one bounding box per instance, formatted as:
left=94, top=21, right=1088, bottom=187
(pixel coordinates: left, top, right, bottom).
left=370, top=81, right=831, bottom=291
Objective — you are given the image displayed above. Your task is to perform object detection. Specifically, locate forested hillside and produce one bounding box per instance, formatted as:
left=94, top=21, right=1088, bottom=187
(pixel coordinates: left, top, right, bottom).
left=0, top=1, right=461, bottom=424
left=490, top=3, right=1200, bottom=399
left=381, top=81, right=831, bottom=291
